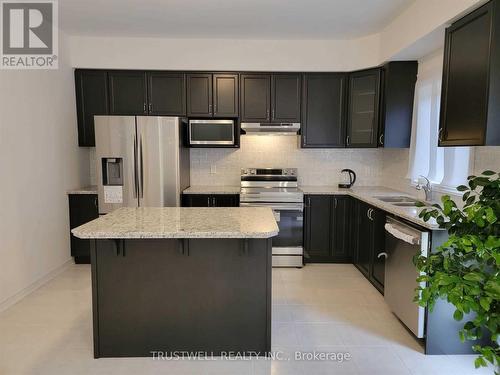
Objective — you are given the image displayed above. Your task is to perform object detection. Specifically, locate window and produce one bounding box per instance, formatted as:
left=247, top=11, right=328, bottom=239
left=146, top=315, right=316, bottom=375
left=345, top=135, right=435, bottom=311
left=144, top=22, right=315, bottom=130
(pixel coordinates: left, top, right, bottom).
left=407, top=50, right=472, bottom=194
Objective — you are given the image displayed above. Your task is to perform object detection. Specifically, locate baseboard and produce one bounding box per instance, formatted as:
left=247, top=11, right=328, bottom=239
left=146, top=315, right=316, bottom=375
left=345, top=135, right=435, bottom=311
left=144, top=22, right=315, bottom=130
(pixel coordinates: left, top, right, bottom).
left=0, top=258, right=73, bottom=313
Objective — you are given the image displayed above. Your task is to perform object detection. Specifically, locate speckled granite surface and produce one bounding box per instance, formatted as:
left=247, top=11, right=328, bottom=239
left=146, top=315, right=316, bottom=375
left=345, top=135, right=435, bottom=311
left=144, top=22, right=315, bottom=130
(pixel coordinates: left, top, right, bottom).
left=300, top=186, right=441, bottom=230
left=72, top=207, right=279, bottom=239
left=183, top=186, right=241, bottom=195
left=67, top=185, right=98, bottom=195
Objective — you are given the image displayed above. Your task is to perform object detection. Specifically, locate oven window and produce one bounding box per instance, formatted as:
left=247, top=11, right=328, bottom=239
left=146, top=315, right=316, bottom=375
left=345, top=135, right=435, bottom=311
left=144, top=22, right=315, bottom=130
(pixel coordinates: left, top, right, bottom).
left=272, top=210, right=303, bottom=248
left=190, top=122, right=234, bottom=143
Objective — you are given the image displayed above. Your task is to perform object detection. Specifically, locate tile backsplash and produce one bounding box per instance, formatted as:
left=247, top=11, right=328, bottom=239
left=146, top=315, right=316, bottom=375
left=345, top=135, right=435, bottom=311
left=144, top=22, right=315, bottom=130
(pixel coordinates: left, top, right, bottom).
left=89, top=137, right=500, bottom=190
left=190, top=135, right=384, bottom=186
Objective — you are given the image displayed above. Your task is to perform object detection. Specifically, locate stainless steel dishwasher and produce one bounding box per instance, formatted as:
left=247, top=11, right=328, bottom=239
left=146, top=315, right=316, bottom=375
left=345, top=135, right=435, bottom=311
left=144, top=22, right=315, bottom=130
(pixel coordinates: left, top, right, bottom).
left=384, top=217, right=430, bottom=338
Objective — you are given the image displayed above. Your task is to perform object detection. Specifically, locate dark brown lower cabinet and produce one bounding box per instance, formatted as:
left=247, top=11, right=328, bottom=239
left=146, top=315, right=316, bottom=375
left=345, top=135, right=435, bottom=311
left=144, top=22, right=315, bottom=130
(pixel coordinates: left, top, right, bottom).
left=91, top=238, right=271, bottom=357
left=304, top=195, right=352, bottom=263
left=353, top=199, right=386, bottom=293
left=182, top=193, right=240, bottom=207
left=68, top=194, right=99, bottom=264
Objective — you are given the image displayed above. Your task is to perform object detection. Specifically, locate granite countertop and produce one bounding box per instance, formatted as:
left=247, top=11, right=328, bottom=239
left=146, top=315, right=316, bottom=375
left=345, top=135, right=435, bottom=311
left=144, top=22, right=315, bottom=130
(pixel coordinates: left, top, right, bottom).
left=71, top=207, right=279, bottom=239
left=183, top=186, right=241, bottom=195
left=67, top=185, right=98, bottom=195
left=300, top=185, right=441, bottom=230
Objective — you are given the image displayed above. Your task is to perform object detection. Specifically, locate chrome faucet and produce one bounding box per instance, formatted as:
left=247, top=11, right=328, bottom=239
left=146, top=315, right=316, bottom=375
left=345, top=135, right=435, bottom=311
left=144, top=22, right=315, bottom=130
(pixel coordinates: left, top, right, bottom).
left=416, top=175, right=432, bottom=201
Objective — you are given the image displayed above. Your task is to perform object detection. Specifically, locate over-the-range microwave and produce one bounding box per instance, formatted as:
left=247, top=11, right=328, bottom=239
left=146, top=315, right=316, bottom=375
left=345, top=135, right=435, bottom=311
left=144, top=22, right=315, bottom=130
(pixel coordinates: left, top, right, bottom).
left=188, top=119, right=235, bottom=146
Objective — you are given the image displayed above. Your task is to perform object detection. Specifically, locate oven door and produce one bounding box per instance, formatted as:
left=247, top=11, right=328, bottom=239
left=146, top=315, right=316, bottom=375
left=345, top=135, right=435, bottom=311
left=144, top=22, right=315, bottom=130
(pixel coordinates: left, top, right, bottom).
left=240, top=202, right=304, bottom=255
left=189, top=119, right=235, bottom=145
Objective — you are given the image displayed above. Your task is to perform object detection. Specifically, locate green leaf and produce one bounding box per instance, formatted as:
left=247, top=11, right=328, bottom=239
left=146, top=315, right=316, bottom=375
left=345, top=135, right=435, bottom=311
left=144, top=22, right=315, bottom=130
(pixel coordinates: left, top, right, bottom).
left=457, top=185, right=468, bottom=191
left=481, top=170, right=495, bottom=176
left=479, top=297, right=490, bottom=311
left=453, top=309, right=464, bottom=321
left=463, top=272, right=484, bottom=282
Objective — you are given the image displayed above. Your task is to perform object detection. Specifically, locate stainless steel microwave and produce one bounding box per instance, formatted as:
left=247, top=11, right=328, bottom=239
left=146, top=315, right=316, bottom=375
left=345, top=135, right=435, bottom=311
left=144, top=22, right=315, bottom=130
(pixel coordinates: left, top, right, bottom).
left=189, top=119, right=235, bottom=145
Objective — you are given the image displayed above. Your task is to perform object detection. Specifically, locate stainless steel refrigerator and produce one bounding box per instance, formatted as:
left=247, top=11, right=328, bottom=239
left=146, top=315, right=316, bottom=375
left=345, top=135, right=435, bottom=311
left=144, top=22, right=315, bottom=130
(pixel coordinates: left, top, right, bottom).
left=94, top=116, right=190, bottom=214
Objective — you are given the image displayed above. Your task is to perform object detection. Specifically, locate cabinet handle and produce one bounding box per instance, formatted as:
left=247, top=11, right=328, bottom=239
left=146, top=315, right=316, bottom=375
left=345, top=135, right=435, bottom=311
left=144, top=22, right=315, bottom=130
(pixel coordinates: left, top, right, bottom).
left=266, top=109, right=270, bottom=119
left=272, top=109, right=275, bottom=119
left=209, top=103, right=212, bottom=113
left=377, top=252, right=388, bottom=259
left=214, top=104, right=217, bottom=114
left=207, top=196, right=211, bottom=206
left=367, top=208, right=373, bottom=220
left=379, top=133, right=384, bottom=145
left=212, top=197, right=216, bottom=207
left=94, top=196, right=98, bottom=209
left=346, top=135, right=350, bottom=146
left=149, top=103, right=152, bottom=113
left=438, top=128, right=444, bottom=142
left=143, top=103, right=147, bottom=113
left=334, top=198, right=338, bottom=209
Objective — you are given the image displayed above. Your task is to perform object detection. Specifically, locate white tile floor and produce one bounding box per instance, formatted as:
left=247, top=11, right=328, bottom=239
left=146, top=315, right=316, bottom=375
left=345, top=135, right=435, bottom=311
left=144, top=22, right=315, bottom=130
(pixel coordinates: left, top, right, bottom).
left=0, top=264, right=492, bottom=375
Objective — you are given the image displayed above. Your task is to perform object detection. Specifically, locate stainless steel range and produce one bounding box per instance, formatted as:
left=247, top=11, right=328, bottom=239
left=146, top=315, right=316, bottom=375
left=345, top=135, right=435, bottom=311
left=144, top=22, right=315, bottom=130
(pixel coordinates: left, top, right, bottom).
left=240, top=168, right=304, bottom=267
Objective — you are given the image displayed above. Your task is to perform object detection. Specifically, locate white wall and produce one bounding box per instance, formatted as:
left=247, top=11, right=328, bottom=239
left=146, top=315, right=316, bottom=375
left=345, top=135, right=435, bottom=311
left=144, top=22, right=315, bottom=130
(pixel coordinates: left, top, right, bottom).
left=68, top=34, right=380, bottom=72
left=0, top=31, right=90, bottom=307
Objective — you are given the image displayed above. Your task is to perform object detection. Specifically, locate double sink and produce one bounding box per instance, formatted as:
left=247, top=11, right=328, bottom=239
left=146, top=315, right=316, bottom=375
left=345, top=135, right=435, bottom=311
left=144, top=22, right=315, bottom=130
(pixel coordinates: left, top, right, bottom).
left=373, top=195, right=423, bottom=207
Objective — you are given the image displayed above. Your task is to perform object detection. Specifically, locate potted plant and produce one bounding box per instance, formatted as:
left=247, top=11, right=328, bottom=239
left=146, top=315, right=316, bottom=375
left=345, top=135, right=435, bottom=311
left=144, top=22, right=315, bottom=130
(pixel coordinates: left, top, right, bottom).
left=414, top=170, right=499, bottom=371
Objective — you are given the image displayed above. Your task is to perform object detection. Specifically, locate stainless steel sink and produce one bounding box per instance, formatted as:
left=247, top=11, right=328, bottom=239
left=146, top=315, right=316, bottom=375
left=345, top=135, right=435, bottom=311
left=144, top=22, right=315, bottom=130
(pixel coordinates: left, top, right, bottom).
left=392, top=202, right=420, bottom=207
left=373, top=195, right=419, bottom=203
left=372, top=195, right=422, bottom=207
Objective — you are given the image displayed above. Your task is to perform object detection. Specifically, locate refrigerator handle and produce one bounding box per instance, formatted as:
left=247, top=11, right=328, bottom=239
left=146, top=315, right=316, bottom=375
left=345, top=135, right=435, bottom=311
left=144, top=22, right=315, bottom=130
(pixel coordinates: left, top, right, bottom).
left=133, top=132, right=138, bottom=198
left=139, top=134, right=144, bottom=198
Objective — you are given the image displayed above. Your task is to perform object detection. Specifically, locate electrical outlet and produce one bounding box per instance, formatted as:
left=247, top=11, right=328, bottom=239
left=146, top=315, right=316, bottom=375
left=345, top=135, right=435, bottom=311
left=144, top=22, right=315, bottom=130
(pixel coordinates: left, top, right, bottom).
left=210, top=165, right=217, bottom=174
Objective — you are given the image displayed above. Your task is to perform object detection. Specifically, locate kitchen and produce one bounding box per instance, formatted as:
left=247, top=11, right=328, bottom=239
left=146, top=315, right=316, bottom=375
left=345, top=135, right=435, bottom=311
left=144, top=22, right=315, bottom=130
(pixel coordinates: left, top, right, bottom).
left=1, top=0, right=499, bottom=374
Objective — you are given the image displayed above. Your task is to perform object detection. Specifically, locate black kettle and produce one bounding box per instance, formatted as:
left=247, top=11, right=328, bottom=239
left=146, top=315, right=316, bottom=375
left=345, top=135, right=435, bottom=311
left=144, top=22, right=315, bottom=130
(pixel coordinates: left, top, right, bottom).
left=338, top=169, right=356, bottom=188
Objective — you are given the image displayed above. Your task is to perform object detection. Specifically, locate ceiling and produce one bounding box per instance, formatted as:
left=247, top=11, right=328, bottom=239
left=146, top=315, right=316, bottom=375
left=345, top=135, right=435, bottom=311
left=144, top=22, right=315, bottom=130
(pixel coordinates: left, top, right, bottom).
left=59, top=0, right=415, bottom=40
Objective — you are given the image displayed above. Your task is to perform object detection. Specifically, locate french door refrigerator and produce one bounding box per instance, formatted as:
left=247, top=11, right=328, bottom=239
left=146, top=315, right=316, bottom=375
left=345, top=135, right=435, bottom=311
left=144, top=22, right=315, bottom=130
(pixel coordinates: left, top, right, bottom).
left=94, top=116, right=190, bottom=214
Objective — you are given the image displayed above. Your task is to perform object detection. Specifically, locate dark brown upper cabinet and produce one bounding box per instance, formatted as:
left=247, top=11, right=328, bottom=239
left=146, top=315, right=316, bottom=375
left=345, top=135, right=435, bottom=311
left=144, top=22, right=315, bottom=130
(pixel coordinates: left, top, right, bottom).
left=213, top=74, right=239, bottom=117
left=346, top=68, right=381, bottom=148
left=301, top=73, right=346, bottom=148
left=187, top=73, right=238, bottom=118
left=147, top=72, right=186, bottom=116
left=74, top=69, right=109, bottom=147
left=240, top=73, right=301, bottom=123
left=187, top=73, right=213, bottom=117
left=108, top=71, right=148, bottom=115
left=439, top=0, right=500, bottom=146
left=240, top=74, right=271, bottom=122
left=378, top=62, right=418, bottom=148
left=271, top=74, right=301, bottom=122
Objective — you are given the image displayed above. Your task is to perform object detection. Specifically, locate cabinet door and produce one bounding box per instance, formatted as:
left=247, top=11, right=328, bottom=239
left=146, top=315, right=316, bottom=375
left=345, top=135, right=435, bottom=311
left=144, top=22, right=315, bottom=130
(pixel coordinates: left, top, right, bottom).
left=271, top=74, right=301, bottom=122
left=370, top=208, right=386, bottom=292
left=379, top=62, right=418, bottom=148
left=302, top=74, right=346, bottom=148
left=212, top=194, right=240, bottom=207
left=353, top=201, right=371, bottom=277
left=240, top=74, right=271, bottom=122
left=346, top=69, right=380, bottom=148
left=439, top=3, right=492, bottom=146
left=75, top=70, right=109, bottom=147
left=108, top=71, right=148, bottom=115
left=187, top=74, right=213, bottom=117
left=69, top=194, right=98, bottom=262
left=148, top=72, right=186, bottom=115
left=304, top=195, right=332, bottom=262
left=213, top=74, right=239, bottom=117
left=331, top=196, right=351, bottom=261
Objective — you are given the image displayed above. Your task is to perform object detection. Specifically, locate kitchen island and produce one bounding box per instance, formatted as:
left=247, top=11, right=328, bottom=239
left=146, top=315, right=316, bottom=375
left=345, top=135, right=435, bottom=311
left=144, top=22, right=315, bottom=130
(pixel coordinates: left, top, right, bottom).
left=72, top=207, right=278, bottom=358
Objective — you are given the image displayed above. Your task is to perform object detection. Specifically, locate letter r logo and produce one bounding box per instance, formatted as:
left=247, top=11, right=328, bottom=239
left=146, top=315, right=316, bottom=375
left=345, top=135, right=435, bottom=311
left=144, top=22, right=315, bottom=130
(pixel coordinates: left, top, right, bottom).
left=2, top=1, right=53, bottom=54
